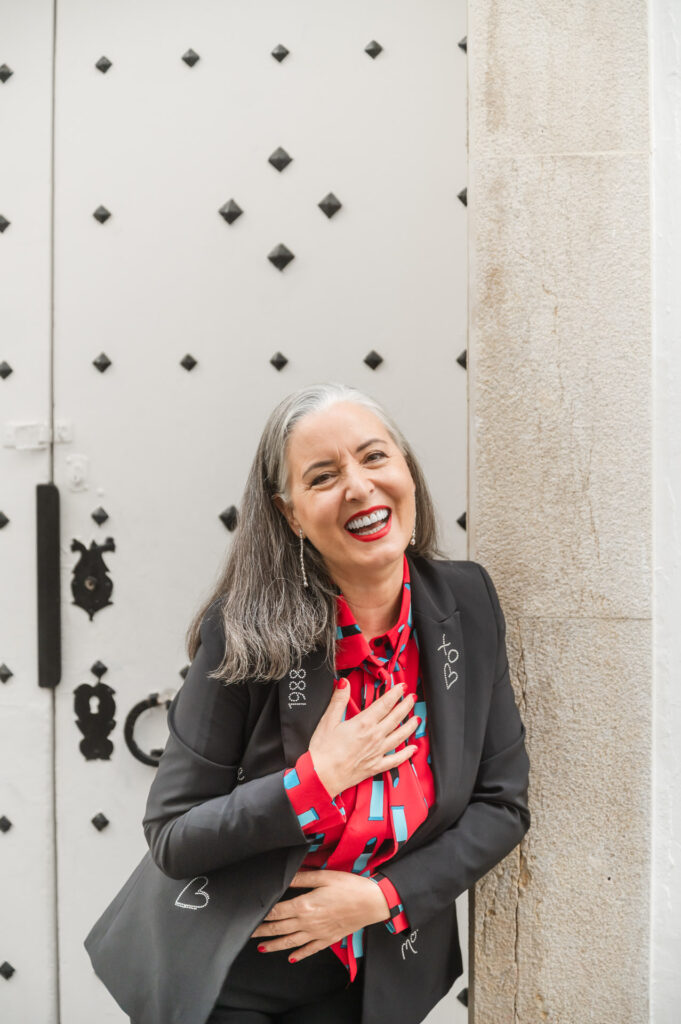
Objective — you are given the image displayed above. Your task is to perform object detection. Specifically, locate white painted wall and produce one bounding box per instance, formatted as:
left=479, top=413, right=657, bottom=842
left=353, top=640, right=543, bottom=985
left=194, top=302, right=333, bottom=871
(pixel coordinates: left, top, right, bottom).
left=651, top=0, right=681, bottom=1019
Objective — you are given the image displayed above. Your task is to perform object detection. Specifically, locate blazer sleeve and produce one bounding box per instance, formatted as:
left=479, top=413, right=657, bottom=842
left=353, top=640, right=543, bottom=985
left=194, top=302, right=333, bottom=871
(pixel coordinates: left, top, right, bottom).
left=375, top=562, right=531, bottom=930
left=142, top=602, right=310, bottom=880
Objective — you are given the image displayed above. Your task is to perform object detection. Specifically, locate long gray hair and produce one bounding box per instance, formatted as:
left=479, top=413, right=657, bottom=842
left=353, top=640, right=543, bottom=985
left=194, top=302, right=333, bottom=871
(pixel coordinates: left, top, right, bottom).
left=186, top=382, right=445, bottom=683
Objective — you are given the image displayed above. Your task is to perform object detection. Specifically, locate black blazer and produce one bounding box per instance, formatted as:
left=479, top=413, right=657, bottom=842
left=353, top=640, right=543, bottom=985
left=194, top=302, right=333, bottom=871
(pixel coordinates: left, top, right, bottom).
left=84, top=555, right=530, bottom=1024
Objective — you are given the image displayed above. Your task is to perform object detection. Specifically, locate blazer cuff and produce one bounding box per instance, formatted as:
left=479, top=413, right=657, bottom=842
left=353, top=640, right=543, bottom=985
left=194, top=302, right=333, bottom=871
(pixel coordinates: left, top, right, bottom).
left=370, top=871, right=410, bottom=934
left=283, top=750, right=346, bottom=833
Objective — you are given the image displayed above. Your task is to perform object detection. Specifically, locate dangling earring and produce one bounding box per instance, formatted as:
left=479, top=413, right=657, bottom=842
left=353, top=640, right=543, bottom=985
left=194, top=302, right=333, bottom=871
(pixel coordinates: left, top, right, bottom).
left=410, top=516, right=416, bottom=547
left=298, top=528, right=309, bottom=587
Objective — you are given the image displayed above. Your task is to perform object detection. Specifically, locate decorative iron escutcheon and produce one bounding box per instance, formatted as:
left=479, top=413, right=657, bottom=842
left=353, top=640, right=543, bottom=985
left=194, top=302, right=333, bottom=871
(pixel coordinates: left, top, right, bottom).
left=70, top=537, right=115, bottom=620
left=74, top=681, right=117, bottom=760
left=36, top=483, right=62, bottom=687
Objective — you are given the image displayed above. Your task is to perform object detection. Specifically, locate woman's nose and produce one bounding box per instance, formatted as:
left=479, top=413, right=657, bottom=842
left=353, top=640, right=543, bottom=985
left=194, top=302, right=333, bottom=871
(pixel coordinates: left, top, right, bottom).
left=343, top=462, right=373, bottom=501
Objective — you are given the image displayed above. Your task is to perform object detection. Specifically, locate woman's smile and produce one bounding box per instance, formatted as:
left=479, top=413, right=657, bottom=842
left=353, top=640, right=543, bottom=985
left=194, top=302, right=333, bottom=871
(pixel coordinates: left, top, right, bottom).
left=344, top=505, right=392, bottom=541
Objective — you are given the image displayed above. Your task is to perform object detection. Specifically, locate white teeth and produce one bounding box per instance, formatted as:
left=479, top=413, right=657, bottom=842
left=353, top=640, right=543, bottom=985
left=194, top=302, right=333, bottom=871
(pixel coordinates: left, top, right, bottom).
left=346, top=508, right=390, bottom=532
left=353, top=520, right=387, bottom=535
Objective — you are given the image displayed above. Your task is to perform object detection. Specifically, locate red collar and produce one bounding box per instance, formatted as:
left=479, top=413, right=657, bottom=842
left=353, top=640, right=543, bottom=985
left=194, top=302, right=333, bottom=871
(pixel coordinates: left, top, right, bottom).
left=335, top=553, right=412, bottom=673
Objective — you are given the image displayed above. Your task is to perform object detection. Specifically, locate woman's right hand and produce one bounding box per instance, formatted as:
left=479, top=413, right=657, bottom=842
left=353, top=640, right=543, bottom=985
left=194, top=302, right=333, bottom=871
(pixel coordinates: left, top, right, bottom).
left=308, top=680, right=420, bottom=799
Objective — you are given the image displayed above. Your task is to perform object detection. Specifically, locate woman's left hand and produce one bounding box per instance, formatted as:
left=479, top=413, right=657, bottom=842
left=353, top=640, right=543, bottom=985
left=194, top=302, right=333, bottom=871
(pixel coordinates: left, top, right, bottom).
left=250, top=869, right=391, bottom=961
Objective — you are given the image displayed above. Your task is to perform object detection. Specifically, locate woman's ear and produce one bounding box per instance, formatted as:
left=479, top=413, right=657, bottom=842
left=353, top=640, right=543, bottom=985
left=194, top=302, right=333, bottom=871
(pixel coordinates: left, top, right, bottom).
left=272, top=494, right=300, bottom=536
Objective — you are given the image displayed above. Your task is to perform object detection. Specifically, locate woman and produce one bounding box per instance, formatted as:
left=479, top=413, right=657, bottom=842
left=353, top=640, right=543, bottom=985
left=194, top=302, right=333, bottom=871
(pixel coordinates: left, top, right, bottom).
left=85, top=382, right=530, bottom=1024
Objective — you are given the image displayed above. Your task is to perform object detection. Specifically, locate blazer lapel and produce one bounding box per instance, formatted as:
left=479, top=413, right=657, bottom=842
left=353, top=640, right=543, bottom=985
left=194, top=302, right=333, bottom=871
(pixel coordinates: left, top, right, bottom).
left=278, top=648, right=334, bottom=765
left=398, top=556, right=467, bottom=849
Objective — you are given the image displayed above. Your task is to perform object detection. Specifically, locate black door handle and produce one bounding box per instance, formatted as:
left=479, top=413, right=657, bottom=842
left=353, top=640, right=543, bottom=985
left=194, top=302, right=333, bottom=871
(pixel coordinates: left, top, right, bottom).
left=36, top=482, right=61, bottom=687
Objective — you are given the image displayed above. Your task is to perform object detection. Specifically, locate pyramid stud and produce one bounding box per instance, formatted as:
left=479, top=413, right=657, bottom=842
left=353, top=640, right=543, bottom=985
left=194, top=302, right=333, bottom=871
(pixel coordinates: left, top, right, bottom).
left=457, top=187, right=467, bottom=207
left=364, top=40, right=383, bottom=59
left=219, top=199, right=243, bottom=224
left=0, top=816, right=12, bottom=832
left=267, top=244, right=294, bottom=271
left=318, top=192, right=342, bottom=218
left=182, top=49, right=200, bottom=67
left=0, top=214, right=10, bottom=233
left=220, top=505, right=239, bottom=531
left=0, top=512, right=9, bottom=529
left=93, top=352, right=112, bottom=373
left=268, top=146, right=292, bottom=172
left=91, top=812, right=110, bottom=831
left=269, top=352, right=288, bottom=371
left=456, top=349, right=467, bottom=369
left=0, top=664, right=13, bottom=683
left=180, top=354, right=197, bottom=371
left=458, top=37, right=467, bottom=53
left=271, top=44, right=289, bottom=63
left=0, top=65, right=13, bottom=84
left=0, top=962, right=15, bottom=980
left=93, top=205, right=111, bottom=224
left=364, top=350, right=383, bottom=370
left=0, top=361, right=13, bottom=379
left=95, top=56, right=112, bottom=73
left=91, top=507, right=109, bottom=525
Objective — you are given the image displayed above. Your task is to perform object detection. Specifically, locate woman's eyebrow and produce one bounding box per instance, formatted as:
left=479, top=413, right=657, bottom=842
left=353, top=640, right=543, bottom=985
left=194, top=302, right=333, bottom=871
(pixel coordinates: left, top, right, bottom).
left=302, top=437, right=388, bottom=479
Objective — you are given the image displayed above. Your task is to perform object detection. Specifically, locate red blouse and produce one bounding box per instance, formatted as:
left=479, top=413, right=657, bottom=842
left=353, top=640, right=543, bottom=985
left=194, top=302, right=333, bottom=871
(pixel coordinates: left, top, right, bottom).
left=283, top=554, right=435, bottom=980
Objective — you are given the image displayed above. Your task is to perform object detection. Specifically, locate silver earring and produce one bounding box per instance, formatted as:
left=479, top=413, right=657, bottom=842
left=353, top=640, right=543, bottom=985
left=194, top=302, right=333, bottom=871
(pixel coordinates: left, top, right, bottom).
left=410, top=519, right=416, bottom=546
left=298, top=529, right=309, bottom=587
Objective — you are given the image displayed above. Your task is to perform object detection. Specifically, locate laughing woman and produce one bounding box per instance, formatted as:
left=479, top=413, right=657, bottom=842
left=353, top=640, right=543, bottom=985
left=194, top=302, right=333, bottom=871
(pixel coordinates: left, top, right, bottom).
left=140, top=382, right=530, bottom=1024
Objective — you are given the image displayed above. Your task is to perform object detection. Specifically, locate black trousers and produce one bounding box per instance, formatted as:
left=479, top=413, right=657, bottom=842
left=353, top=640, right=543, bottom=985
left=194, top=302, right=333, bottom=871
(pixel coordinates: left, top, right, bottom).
left=207, top=936, right=365, bottom=1024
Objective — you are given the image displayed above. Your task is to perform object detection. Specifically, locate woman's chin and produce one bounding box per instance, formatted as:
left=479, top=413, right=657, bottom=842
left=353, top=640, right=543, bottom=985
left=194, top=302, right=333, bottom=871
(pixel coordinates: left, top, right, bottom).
left=338, top=534, right=407, bottom=570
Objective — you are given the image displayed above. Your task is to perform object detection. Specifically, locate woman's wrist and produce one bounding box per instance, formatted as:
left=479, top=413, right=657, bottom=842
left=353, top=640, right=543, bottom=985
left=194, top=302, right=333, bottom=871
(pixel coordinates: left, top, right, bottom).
left=360, top=875, right=392, bottom=923
left=308, top=749, right=340, bottom=800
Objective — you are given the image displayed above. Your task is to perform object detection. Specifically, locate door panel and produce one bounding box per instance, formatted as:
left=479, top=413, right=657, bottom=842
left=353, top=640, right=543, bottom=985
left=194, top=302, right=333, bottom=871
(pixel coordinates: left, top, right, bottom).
left=0, top=2, right=58, bottom=1021
left=6, top=2, right=469, bottom=1021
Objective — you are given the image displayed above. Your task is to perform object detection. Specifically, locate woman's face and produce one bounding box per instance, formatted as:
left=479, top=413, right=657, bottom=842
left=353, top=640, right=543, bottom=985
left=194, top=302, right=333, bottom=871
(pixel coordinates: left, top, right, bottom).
left=276, top=401, right=416, bottom=584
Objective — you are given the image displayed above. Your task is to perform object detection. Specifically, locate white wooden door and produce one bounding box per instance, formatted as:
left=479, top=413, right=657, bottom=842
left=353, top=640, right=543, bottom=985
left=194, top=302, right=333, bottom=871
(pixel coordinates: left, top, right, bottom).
left=1, top=2, right=59, bottom=1022
left=1, top=2, right=468, bottom=1021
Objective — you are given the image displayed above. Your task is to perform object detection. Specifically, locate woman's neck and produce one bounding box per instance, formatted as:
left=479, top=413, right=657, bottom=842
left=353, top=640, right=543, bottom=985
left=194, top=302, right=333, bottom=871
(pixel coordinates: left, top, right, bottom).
left=333, top=558, right=404, bottom=639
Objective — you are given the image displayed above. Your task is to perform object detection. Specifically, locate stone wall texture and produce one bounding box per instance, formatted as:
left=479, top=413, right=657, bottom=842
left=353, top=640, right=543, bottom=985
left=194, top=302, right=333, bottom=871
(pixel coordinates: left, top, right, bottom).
left=467, top=2, right=651, bottom=1022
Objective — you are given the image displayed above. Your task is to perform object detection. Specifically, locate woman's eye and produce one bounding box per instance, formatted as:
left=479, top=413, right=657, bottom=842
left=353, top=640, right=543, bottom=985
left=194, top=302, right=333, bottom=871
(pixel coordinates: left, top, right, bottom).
left=309, top=453, right=386, bottom=486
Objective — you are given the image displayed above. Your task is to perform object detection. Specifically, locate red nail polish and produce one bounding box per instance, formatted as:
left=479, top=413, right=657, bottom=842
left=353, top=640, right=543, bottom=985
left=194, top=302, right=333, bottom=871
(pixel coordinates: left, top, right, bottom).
left=289, top=956, right=297, bottom=963
left=257, top=944, right=267, bottom=952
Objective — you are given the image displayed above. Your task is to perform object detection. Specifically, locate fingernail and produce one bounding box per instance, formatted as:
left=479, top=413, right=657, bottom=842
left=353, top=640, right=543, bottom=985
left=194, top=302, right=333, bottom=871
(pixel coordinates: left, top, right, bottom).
left=415, top=717, right=421, bottom=725
left=258, top=944, right=267, bottom=952
left=400, top=683, right=407, bottom=694
left=337, top=678, right=348, bottom=689
left=289, top=956, right=297, bottom=963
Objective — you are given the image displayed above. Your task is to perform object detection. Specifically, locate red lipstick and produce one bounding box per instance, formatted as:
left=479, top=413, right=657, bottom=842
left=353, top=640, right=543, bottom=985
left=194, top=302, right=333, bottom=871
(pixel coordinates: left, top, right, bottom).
left=344, top=506, right=392, bottom=543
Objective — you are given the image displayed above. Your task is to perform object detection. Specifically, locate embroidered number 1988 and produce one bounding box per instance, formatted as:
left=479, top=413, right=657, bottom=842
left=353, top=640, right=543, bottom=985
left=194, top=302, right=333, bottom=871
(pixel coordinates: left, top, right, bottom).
left=288, top=667, right=307, bottom=710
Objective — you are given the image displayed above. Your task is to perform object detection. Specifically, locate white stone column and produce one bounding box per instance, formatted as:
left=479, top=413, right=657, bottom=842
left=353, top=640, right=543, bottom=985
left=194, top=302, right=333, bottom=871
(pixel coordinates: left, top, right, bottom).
left=467, top=3, right=651, bottom=1021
